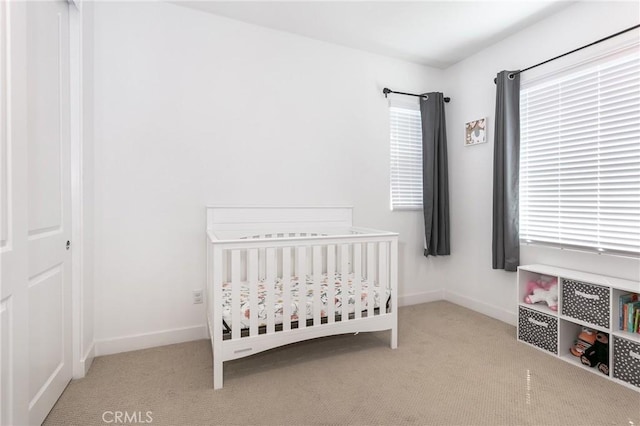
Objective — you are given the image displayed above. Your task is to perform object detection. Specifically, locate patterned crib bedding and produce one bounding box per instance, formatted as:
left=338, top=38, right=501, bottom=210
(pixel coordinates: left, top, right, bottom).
left=222, top=274, right=388, bottom=330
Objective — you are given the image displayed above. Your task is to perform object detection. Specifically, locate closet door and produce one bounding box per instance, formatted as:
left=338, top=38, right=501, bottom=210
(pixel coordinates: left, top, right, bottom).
left=0, top=1, right=73, bottom=424
left=25, top=1, right=73, bottom=424
left=1, top=2, right=29, bottom=424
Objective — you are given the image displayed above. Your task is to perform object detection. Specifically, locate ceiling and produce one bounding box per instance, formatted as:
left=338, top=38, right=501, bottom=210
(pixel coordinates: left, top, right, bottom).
left=176, top=1, right=573, bottom=68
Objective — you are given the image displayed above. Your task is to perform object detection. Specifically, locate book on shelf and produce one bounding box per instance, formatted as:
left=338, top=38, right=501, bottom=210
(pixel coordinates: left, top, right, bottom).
left=619, top=292, right=639, bottom=331
left=628, top=301, right=640, bottom=333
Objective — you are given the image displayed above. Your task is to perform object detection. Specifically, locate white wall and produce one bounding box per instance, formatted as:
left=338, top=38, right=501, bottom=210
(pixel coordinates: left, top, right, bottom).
left=92, top=1, right=640, bottom=354
left=92, top=1, right=445, bottom=353
left=441, top=1, right=640, bottom=324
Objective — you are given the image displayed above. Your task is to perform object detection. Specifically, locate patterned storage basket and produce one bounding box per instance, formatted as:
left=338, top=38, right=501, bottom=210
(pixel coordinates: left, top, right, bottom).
left=613, top=336, right=640, bottom=388
left=518, top=306, right=558, bottom=355
left=561, top=280, right=610, bottom=328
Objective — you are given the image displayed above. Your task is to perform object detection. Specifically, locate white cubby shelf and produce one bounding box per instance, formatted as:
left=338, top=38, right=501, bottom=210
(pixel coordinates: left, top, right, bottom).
left=517, top=264, right=640, bottom=392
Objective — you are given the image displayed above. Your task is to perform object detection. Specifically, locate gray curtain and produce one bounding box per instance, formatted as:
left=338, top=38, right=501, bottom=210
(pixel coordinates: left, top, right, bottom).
left=492, top=71, right=520, bottom=271
left=420, top=92, right=450, bottom=257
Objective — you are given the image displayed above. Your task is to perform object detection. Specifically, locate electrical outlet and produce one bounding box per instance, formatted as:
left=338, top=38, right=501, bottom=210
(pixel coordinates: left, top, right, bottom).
left=192, top=289, right=203, bottom=304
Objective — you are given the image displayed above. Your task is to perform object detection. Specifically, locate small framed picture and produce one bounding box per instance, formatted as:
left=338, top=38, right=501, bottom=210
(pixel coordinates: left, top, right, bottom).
left=465, top=118, right=487, bottom=146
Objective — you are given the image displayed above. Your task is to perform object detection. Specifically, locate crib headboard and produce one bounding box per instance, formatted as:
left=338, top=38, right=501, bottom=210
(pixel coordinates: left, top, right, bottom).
left=206, top=206, right=353, bottom=233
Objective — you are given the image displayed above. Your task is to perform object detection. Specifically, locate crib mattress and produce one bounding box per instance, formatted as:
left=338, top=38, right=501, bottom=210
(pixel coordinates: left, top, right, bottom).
left=221, top=274, right=388, bottom=330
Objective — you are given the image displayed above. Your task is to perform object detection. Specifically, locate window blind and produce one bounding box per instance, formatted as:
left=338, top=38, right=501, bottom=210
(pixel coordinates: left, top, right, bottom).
left=390, top=104, right=422, bottom=210
left=520, top=52, right=640, bottom=255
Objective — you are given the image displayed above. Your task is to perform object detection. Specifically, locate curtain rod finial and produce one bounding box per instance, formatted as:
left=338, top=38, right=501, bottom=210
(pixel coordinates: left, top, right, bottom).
left=383, top=87, right=391, bottom=98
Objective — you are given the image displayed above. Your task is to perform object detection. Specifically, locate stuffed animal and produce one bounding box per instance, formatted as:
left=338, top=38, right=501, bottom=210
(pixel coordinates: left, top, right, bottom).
left=581, top=332, right=609, bottom=375
left=524, top=277, right=558, bottom=311
left=570, top=327, right=596, bottom=357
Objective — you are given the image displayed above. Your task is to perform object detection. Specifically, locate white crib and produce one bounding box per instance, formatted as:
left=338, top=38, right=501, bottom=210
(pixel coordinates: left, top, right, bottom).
left=206, top=206, right=398, bottom=389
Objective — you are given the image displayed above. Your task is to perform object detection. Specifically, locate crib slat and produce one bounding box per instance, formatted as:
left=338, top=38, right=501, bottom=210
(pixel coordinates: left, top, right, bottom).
left=326, top=245, right=336, bottom=324
left=282, top=247, right=292, bottom=331
left=297, top=246, right=307, bottom=329
left=390, top=239, right=398, bottom=349
left=265, top=247, right=276, bottom=334
left=379, top=242, right=388, bottom=316
left=367, top=242, right=375, bottom=318
left=248, top=248, right=259, bottom=337
left=354, top=243, right=362, bottom=319
left=231, top=250, right=241, bottom=340
left=313, top=245, right=322, bottom=326
left=341, top=244, right=349, bottom=321
left=258, top=247, right=266, bottom=284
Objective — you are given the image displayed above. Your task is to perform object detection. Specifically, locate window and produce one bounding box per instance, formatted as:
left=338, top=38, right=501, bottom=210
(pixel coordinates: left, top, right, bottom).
left=390, top=101, right=422, bottom=210
left=520, top=50, right=640, bottom=256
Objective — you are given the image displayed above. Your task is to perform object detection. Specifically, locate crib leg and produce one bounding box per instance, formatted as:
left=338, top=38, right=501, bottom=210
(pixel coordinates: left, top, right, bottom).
left=211, top=335, right=223, bottom=389
left=214, top=358, right=223, bottom=390
left=390, top=327, right=398, bottom=349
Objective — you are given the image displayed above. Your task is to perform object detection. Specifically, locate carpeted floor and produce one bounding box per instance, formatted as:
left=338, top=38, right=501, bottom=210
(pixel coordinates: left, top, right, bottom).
left=44, top=301, right=639, bottom=425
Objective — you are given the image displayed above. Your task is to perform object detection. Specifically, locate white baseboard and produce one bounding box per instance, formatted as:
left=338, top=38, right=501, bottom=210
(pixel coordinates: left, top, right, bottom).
left=73, top=342, right=95, bottom=379
left=95, top=324, right=208, bottom=357
left=398, top=289, right=444, bottom=307
left=82, top=342, right=95, bottom=376
left=443, top=290, right=517, bottom=326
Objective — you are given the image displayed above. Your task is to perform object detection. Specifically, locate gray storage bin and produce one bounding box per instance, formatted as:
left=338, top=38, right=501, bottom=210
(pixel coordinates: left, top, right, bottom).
left=613, top=336, right=640, bottom=388
left=561, top=280, right=610, bottom=328
left=518, top=306, right=558, bottom=354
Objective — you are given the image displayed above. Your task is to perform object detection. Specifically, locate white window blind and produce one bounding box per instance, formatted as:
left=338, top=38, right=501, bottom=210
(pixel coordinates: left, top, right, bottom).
left=390, top=103, right=423, bottom=210
left=520, top=51, right=640, bottom=255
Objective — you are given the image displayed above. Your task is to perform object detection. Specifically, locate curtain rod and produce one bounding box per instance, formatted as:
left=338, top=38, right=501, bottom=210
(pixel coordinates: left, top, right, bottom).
left=494, top=24, right=640, bottom=83
left=383, top=88, right=451, bottom=103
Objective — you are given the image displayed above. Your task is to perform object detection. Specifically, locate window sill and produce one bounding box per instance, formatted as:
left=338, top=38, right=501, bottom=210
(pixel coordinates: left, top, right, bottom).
left=520, top=240, right=640, bottom=260
left=391, top=206, right=422, bottom=212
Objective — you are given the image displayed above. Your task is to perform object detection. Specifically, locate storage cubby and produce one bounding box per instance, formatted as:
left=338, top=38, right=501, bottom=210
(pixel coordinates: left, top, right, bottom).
left=613, top=336, right=640, bottom=387
left=517, top=264, right=640, bottom=391
left=561, top=280, right=610, bottom=328
left=518, top=306, right=558, bottom=354
left=558, top=319, right=609, bottom=376
left=612, top=288, right=640, bottom=343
